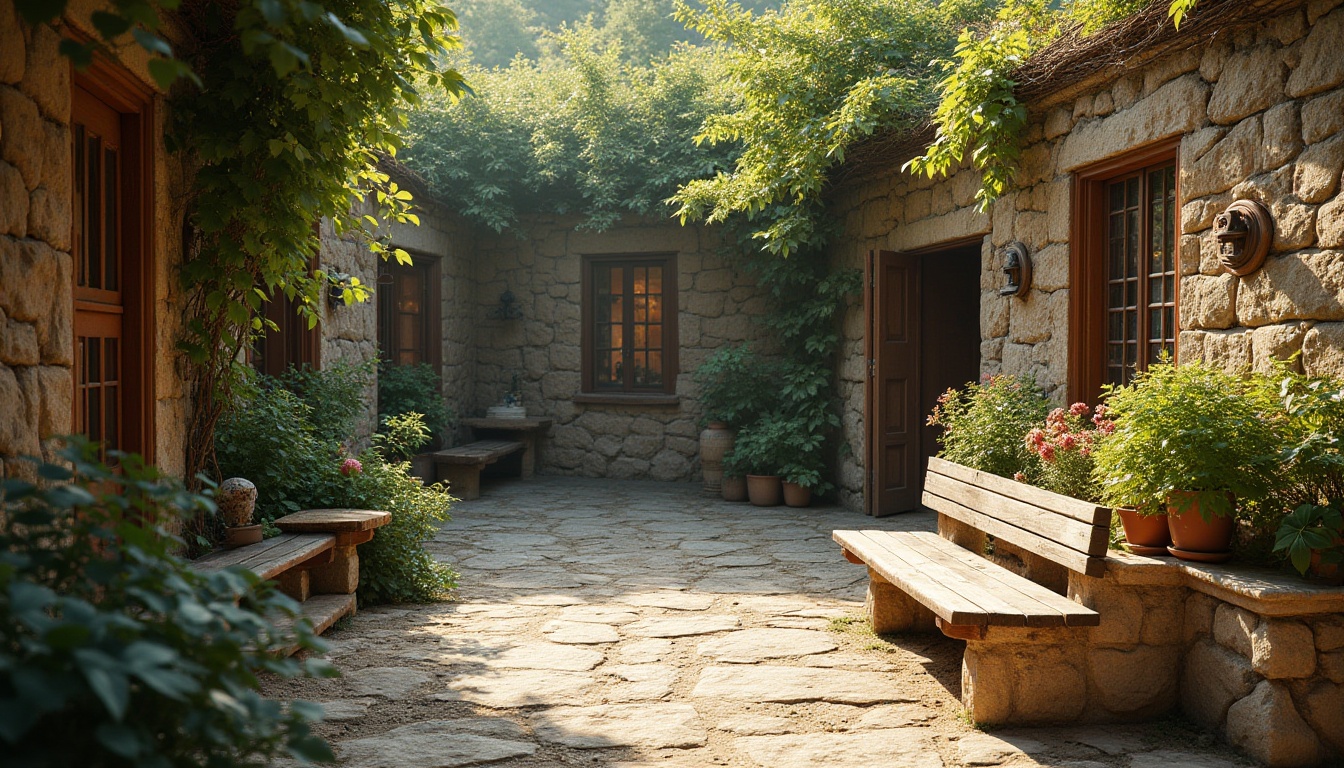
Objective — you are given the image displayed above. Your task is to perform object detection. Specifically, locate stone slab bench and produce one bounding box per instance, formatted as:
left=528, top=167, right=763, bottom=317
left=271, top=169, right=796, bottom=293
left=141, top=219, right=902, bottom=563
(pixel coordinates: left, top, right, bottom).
left=190, top=509, right=390, bottom=654
left=432, top=439, right=524, bottom=500
left=835, top=456, right=1112, bottom=725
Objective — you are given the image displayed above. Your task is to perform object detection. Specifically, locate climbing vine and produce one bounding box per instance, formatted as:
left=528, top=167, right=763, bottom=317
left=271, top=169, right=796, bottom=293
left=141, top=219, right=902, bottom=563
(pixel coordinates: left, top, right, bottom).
left=19, top=0, right=467, bottom=483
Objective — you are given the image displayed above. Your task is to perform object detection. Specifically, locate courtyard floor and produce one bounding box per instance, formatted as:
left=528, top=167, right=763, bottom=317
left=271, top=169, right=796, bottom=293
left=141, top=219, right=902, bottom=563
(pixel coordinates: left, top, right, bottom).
left=265, top=477, right=1254, bottom=767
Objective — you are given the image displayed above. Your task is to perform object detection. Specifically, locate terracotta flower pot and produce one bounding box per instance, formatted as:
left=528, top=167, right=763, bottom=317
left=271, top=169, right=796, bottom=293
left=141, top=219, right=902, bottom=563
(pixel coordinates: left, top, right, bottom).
left=782, top=481, right=812, bottom=508
left=700, top=421, right=735, bottom=497
left=1117, top=507, right=1171, bottom=554
left=746, top=474, right=783, bottom=507
left=1309, top=533, right=1344, bottom=585
left=721, top=475, right=748, bottom=502
left=1166, top=491, right=1236, bottom=561
left=224, top=524, right=263, bottom=549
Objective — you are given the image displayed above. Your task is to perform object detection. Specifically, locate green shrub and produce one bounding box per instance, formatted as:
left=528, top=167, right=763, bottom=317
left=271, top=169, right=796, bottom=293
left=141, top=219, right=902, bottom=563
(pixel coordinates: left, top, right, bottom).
left=927, top=374, right=1049, bottom=480
left=693, top=345, right=780, bottom=427
left=374, top=411, right=432, bottom=462
left=1023, top=403, right=1114, bottom=503
left=318, top=455, right=457, bottom=604
left=275, top=360, right=375, bottom=445
left=378, top=363, right=453, bottom=449
left=0, top=441, right=335, bottom=767
left=1092, top=362, right=1283, bottom=518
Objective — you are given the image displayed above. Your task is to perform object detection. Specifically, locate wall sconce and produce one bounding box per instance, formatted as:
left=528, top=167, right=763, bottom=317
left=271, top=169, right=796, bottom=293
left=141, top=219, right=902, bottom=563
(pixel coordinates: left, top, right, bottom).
left=1214, top=199, right=1273, bottom=276
left=998, top=241, right=1033, bottom=298
left=487, top=289, right=524, bottom=320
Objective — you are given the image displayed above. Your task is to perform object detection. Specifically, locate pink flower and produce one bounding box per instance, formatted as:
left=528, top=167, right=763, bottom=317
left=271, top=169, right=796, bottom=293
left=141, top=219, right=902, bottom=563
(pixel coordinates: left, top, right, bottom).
left=340, top=458, right=363, bottom=476
left=1069, top=402, right=1090, bottom=416
left=1093, top=405, right=1110, bottom=419
left=1079, top=447, right=1092, bottom=457
left=1014, top=472, right=1026, bottom=482
left=1026, top=428, right=1046, bottom=448
left=1059, top=433, right=1077, bottom=451
left=1039, top=444, right=1056, bottom=463
left=1097, top=420, right=1116, bottom=435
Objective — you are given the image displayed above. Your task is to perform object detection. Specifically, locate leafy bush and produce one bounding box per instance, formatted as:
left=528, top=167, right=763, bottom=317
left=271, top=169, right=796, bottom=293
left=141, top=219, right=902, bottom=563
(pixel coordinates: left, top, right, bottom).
left=378, top=363, right=453, bottom=449
left=1275, top=501, right=1344, bottom=576
left=724, top=412, right=833, bottom=494
left=0, top=441, right=335, bottom=767
left=275, top=360, right=375, bottom=445
left=693, top=345, right=780, bottom=427
left=375, top=412, right=433, bottom=462
left=928, top=374, right=1049, bottom=480
left=1268, top=365, right=1344, bottom=573
left=1092, top=362, right=1283, bottom=519
left=1024, top=403, right=1114, bottom=503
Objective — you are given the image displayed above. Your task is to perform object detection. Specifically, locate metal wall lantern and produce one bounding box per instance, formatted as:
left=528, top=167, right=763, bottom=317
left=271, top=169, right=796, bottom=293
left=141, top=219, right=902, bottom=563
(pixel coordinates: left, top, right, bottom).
left=998, top=241, right=1033, bottom=298
left=487, top=289, right=524, bottom=320
left=1214, top=199, right=1273, bottom=277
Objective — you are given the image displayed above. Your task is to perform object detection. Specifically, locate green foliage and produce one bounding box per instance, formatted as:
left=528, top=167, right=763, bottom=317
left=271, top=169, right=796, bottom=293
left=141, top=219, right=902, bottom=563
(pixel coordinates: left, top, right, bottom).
left=1275, top=502, right=1344, bottom=576
left=375, top=412, right=433, bottom=462
left=318, top=457, right=457, bottom=604
left=1092, top=362, right=1283, bottom=520
left=1273, top=364, right=1344, bottom=510
left=693, top=345, right=779, bottom=427
left=0, top=441, right=335, bottom=767
left=377, top=363, right=454, bottom=448
left=1023, top=403, right=1113, bottom=503
left=927, top=374, right=1049, bottom=480
left=405, top=23, right=738, bottom=232
left=911, top=0, right=1201, bottom=207
left=274, top=360, right=375, bottom=446
left=671, top=0, right=995, bottom=255
left=454, top=0, right=542, bottom=67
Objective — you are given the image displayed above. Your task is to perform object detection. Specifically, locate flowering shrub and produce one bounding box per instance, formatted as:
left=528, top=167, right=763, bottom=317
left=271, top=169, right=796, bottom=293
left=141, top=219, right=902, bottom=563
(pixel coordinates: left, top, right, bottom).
left=928, top=374, right=1049, bottom=480
left=340, top=458, right=364, bottom=476
left=1024, top=403, right=1114, bottom=503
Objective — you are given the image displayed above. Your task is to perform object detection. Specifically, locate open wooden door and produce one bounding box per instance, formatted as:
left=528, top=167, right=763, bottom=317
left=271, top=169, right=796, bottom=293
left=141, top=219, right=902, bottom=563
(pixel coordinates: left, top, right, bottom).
left=865, top=249, right=922, bottom=515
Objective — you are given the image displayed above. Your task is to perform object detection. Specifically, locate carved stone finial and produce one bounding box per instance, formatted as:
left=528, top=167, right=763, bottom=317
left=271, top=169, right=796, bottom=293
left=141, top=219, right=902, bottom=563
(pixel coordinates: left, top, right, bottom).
left=217, top=477, right=258, bottom=528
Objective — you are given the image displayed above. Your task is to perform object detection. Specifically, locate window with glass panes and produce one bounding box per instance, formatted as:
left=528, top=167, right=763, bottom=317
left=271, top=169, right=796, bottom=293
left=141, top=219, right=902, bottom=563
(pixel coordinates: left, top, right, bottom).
left=583, top=255, right=678, bottom=394
left=1103, top=162, right=1177, bottom=386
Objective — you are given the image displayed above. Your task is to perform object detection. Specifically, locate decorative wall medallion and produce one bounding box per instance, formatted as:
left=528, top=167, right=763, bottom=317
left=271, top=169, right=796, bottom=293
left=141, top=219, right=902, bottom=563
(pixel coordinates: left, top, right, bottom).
left=998, top=241, right=1032, bottom=298
left=1213, top=199, right=1273, bottom=277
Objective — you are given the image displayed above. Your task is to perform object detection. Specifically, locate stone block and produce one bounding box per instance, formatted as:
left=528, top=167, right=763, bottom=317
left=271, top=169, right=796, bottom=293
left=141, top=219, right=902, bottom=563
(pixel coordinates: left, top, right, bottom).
left=1303, top=89, right=1344, bottom=145
left=980, top=294, right=1009, bottom=338
left=1, top=317, right=38, bottom=366
left=1320, top=193, right=1344, bottom=248
left=1214, top=603, right=1258, bottom=657
left=1185, top=591, right=1219, bottom=644
left=1287, top=8, right=1344, bottom=98
left=1182, top=117, right=1262, bottom=200
left=1315, top=616, right=1344, bottom=651
left=1180, top=638, right=1259, bottom=729
left=1239, top=252, right=1344, bottom=326
left=1227, top=680, right=1321, bottom=766
left=1252, top=322, right=1310, bottom=373
left=35, top=366, right=70, bottom=437
left=1086, top=645, right=1180, bottom=717
left=1251, top=619, right=1317, bottom=679
left=1058, top=75, right=1209, bottom=171
left=310, top=545, right=360, bottom=594
left=1008, top=289, right=1060, bottom=344
left=0, top=6, right=23, bottom=85
left=1262, top=102, right=1303, bottom=170
left=1318, top=650, right=1344, bottom=683
left=1199, top=37, right=1232, bottom=82
left=963, top=632, right=1088, bottom=725
left=1298, top=679, right=1344, bottom=753
left=864, top=572, right=934, bottom=635
left=0, top=161, right=25, bottom=237
left=0, top=364, right=37, bottom=456
left=1179, top=273, right=1238, bottom=329
left=0, top=85, right=42, bottom=188
left=1208, top=45, right=1287, bottom=125
left=1295, top=133, right=1344, bottom=204
left=1143, top=48, right=1200, bottom=97
left=19, top=25, right=68, bottom=122
left=1045, top=107, right=1072, bottom=140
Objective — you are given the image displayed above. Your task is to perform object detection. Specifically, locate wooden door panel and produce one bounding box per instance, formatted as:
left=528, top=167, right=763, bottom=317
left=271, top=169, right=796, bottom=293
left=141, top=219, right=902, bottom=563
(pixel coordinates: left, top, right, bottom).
left=868, top=249, right=922, bottom=515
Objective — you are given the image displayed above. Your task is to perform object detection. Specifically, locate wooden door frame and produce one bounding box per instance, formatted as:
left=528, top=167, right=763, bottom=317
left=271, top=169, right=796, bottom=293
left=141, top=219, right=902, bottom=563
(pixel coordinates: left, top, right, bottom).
left=864, top=235, right=985, bottom=516
left=71, top=49, right=156, bottom=462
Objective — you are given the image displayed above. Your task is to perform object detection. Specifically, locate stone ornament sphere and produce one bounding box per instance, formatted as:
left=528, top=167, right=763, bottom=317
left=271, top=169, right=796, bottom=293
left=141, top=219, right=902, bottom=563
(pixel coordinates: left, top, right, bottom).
left=217, top=477, right=258, bottom=527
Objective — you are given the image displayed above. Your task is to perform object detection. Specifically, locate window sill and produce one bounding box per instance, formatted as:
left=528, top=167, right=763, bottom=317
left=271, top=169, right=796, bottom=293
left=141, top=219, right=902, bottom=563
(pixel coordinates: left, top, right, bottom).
left=573, top=392, right=681, bottom=406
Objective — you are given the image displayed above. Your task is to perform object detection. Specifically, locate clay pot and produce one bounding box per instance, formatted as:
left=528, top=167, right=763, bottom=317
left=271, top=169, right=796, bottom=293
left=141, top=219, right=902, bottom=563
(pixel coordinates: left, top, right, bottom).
left=782, top=481, right=812, bottom=508
left=1166, top=491, right=1236, bottom=558
left=746, top=474, right=783, bottom=507
left=1309, top=534, right=1344, bottom=585
left=721, top=475, right=748, bottom=502
left=224, top=524, right=263, bottom=549
left=1117, top=507, right=1171, bottom=550
left=700, top=421, right=736, bottom=496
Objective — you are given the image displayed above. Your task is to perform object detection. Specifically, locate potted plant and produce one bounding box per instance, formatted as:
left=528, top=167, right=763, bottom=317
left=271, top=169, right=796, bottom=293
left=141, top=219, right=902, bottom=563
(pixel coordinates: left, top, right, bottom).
left=726, top=417, right=791, bottom=507
left=1269, top=365, right=1344, bottom=581
left=1093, top=362, right=1282, bottom=562
left=694, top=346, right=779, bottom=496
left=1275, top=502, right=1344, bottom=584
left=217, top=477, right=261, bottom=548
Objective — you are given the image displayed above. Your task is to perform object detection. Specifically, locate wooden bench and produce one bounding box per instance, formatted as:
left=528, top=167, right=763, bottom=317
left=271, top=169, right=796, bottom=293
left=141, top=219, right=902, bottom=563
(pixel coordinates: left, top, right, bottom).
left=835, top=456, right=1112, bottom=724
left=190, top=508, right=390, bottom=654
left=432, top=439, right=524, bottom=500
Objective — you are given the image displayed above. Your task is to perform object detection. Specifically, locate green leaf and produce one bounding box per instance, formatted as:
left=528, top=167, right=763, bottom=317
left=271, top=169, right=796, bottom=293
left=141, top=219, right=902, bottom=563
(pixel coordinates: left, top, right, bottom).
left=96, top=722, right=142, bottom=758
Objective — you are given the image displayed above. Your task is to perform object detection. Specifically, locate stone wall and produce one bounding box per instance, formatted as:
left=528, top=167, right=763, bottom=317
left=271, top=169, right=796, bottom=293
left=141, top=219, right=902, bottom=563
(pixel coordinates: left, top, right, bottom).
left=824, top=0, right=1344, bottom=511
left=317, top=212, right=380, bottom=444
left=0, top=9, right=192, bottom=478
left=469, top=215, right=772, bottom=481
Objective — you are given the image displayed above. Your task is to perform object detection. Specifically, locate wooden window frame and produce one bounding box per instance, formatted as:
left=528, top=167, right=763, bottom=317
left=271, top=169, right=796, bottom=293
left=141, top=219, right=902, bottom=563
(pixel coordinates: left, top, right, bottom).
left=580, top=252, right=679, bottom=401
left=71, top=51, right=156, bottom=462
left=376, top=250, right=442, bottom=370
left=1068, top=138, right=1181, bottom=405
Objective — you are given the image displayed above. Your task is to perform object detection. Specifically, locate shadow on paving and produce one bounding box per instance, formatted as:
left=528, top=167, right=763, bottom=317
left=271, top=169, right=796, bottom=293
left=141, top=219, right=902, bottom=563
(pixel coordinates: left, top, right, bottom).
left=260, top=477, right=1250, bottom=768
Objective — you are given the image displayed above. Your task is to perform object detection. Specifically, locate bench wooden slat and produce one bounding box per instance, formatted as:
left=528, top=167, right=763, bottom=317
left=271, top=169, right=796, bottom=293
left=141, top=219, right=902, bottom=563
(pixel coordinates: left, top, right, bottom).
left=274, top=509, right=392, bottom=534
left=835, top=530, right=998, bottom=626
left=923, top=488, right=1108, bottom=577
left=929, top=456, right=1109, bottom=525
left=191, top=533, right=335, bottom=581
left=835, top=530, right=1101, bottom=628
left=433, top=440, right=524, bottom=465
left=924, top=472, right=1109, bottom=556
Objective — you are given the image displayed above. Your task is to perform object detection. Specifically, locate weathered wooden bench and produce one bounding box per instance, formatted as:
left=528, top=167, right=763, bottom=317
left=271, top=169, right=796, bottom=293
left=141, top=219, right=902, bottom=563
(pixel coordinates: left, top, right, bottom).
left=432, top=439, right=524, bottom=500
left=835, top=456, right=1112, bottom=724
left=191, top=508, right=390, bottom=654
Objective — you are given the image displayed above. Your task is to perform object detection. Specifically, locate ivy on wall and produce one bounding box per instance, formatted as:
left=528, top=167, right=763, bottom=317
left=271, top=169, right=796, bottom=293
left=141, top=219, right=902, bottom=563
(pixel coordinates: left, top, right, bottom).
left=16, top=0, right=467, bottom=483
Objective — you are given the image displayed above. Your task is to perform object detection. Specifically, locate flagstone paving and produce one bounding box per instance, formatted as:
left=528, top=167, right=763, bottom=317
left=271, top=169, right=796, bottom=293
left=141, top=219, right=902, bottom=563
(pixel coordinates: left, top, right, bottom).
left=264, top=477, right=1254, bottom=767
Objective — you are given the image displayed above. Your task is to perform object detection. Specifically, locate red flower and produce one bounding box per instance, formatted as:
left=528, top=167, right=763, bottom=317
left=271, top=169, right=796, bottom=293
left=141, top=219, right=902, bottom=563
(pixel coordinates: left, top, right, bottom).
left=1069, top=402, right=1090, bottom=416
left=1059, top=433, right=1077, bottom=450
left=340, top=458, right=363, bottom=476
left=1039, top=444, right=1056, bottom=462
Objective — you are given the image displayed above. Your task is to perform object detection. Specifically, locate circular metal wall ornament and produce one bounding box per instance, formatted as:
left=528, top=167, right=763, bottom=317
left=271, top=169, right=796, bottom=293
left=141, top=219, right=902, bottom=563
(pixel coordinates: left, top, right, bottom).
left=998, top=241, right=1032, bottom=298
left=1214, top=199, right=1273, bottom=277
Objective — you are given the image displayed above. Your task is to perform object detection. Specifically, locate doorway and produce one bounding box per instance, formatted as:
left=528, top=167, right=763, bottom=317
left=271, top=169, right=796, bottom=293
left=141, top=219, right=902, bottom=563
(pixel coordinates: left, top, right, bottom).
left=865, top=241, right=981, bottom=516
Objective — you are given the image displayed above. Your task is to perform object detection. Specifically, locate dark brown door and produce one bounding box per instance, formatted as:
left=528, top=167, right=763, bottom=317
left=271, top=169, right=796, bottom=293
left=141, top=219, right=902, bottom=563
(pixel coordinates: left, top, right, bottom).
left=867, top=249, right=921, bottom=514
left=866, top=243, right=981, bottom=516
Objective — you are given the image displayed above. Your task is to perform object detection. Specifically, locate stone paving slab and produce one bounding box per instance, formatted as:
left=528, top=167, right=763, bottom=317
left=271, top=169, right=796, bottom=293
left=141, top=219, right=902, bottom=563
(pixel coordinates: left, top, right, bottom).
left=262, top=477, right=1258, bottom=767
